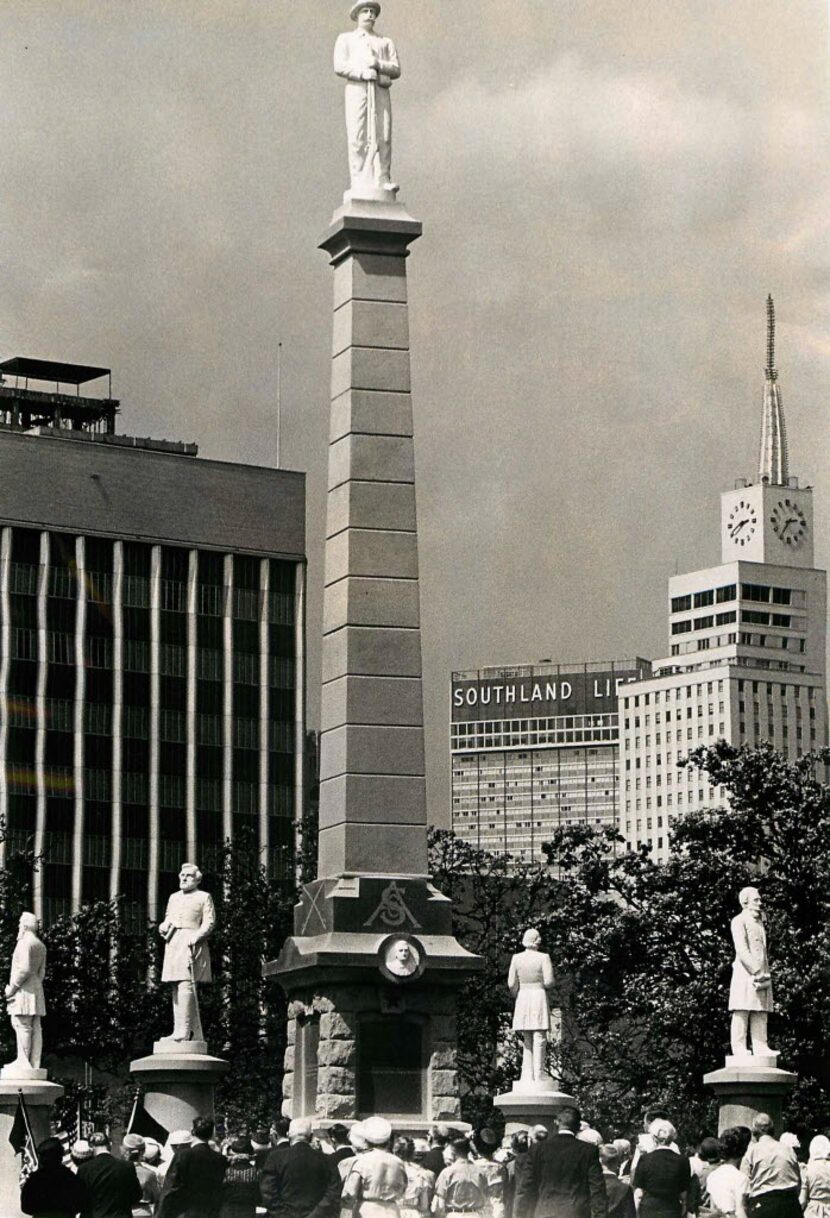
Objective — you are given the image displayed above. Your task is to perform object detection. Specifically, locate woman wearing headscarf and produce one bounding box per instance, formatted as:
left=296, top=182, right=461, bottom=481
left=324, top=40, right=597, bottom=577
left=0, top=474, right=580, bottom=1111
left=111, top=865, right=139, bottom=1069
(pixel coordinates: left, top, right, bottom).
left=800, top=1136, right=830, bottom=1218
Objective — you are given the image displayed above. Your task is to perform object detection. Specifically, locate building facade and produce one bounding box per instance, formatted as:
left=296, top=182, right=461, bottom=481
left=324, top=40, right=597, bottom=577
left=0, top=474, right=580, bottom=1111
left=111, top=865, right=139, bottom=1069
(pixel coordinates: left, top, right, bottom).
left=0, top=358, right=306, bottom=927
left=619, top=299, right=828, bottom=859
left=451, top=659, right=651, bottom=862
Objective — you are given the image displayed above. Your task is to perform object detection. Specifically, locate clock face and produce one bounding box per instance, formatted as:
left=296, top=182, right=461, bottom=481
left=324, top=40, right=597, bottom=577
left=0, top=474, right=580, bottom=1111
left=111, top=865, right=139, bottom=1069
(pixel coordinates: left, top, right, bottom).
left=770, top=499, right=808, bottom=548
left=727, top=500, right=758, bottom=547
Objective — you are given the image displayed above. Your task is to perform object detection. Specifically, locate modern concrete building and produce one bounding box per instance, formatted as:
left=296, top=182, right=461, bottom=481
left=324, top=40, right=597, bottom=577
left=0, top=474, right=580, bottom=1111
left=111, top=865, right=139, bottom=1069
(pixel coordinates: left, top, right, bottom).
left=0, top=357, right=306, bottom=927
left=451, top=659, right=651, bottom=863
left=619, top=299, right=828, bottom=859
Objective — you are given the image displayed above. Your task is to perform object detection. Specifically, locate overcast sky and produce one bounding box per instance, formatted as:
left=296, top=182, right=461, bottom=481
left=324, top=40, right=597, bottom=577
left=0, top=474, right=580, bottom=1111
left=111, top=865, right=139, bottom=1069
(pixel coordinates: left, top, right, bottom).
left=1, top=1, right=828, bottom=825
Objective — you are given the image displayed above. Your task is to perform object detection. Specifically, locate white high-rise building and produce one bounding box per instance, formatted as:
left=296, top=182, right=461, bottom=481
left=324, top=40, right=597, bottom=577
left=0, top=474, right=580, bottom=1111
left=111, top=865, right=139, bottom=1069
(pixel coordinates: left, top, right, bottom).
left=619, top=298, right=828, bottom=859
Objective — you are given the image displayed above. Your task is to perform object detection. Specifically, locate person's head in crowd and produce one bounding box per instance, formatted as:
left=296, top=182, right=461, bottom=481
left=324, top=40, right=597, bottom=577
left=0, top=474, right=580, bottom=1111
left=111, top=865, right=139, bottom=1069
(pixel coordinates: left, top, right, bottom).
left=251, top=1128, right=270, bottom=1153
left=752, top=1114, right=775, bottom=1139
left=272, top=1116, right=291, bottom=1144
left=350, top=1123, right=369, bottom=1153
left=649, top=1119, right=677, bottom=1146
left=394, top=1136, right=414, bottom=1162
left=142, top=1138, right=162, bottom=1166
left=809, top=1136, right=830, bottom=1162
left=71, top=1139, right=93, bottom=1166
left=412, top=1138, right=429, bottom=1163
left=578, top=1128, right=603, bottom=1147
left=698, top=1137, right=722, bottom=1164
left=122, top=1133, right=145, bottom=1162
left=613, top=1138, right=632, bottom=1160
left=532, top=1124, right=549, bottom=1142
left=90, top=1132, right=111, bottom=1155
left=229, top=1136, right=253, bottom=1160
left=329, top=1123, right=350, bottom=1149
left=511, top=1131, right=529, bottom=1156
left=450, top=1137, right=471, bottom=1162
left=363, top=1117, right=393, bottom=1150
left=719, top=1126, right=752, bottom=1164
left=288, top=1118, right=313, bottom=1144
left=37, top=1138, right=65, bottom=1169
left=475, top=1127, right=500, bottom=1159
left=429, top=1123, right=453, bottom=1149
left=558, top=1108, right=582, bottom=1135
left=599, top=1145, right=621, bottom=1173
left=780, top=1132, right=800, bottom=1154
left=168, top=1130, right=192, bottom=1156
left=643, top=1108, right=670, bottom=1132
left=192, top=1117, right=214, bottom=1144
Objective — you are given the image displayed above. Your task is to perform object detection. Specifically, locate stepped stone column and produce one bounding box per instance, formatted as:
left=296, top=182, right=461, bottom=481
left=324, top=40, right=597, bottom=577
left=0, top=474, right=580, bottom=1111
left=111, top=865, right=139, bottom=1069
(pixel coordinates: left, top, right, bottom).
left=266, top=197, right=481, bottom=1133
left=0, top=1079, right=64, bottom=1218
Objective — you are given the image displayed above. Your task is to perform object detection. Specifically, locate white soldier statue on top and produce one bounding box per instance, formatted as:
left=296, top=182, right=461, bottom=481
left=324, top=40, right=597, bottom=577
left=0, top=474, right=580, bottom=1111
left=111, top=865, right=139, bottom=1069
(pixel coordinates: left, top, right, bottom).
left=159, top=862, right=216, bottom=1045
left=334, top=2, right=400, bottom=197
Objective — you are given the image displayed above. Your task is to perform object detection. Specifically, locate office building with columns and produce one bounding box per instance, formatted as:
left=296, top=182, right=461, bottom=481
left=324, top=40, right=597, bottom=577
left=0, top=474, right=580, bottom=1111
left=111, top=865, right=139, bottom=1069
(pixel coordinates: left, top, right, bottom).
left=619, top=299, right=828, bottom=859
left=0, top=357, right=306, bottom=927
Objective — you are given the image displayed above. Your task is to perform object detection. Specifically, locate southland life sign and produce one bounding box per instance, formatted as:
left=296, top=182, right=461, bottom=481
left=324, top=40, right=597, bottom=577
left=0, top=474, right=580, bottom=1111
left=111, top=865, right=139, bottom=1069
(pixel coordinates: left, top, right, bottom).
left=451, top=662, right=651, bottom=723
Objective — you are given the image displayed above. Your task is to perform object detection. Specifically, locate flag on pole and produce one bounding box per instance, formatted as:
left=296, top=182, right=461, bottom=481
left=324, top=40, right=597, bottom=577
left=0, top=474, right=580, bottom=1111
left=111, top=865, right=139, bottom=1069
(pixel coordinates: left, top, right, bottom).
left=8, top=1092, right=38, bottom=1186
left=126, top=1091, right=169, bottom=1145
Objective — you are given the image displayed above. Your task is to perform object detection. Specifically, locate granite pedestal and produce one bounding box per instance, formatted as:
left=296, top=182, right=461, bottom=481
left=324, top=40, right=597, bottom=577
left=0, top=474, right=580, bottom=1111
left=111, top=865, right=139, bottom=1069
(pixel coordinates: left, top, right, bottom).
left=494, top=1077, right=578, bottom=1136
left=703, top=1053, right=796, bottom=1134
left=0, top=1077, right=64, bottom=1218
left=130, top=1043, right=228, bottom=1136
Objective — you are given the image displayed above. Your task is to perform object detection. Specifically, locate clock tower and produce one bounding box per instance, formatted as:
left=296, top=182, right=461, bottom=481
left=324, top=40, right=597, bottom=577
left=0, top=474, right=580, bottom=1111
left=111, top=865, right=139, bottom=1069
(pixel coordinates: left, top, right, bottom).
left=721, top=297, right=814, bottom=568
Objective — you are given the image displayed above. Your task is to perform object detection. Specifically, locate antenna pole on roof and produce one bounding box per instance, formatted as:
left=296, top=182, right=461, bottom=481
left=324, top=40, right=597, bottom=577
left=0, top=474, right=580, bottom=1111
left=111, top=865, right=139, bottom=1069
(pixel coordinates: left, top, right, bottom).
left=276, top=341, right=283, bottom=469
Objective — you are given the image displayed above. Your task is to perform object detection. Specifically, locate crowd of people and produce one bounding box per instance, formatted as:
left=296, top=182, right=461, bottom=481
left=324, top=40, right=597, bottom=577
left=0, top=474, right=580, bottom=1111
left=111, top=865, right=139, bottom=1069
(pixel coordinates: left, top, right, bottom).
left=18, top=1106, right=830, bottom=1218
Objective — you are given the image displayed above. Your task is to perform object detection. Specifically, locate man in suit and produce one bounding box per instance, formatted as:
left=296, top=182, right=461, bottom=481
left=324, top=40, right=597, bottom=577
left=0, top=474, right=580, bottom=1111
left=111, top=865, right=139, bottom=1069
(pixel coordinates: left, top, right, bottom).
left=514, top=1107, right=608, bottom=1218
left=76, top=1131, right=142, bottom=1218
left=259, top=1117, right=340, bottom=1218
left=157, top=1117, right=227, bottom=1218
left=4, top=911, right=47, bottom=1072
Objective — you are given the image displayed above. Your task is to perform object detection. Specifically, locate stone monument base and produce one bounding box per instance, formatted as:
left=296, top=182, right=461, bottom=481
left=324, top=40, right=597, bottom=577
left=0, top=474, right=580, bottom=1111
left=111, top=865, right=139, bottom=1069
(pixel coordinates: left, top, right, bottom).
left=130, top=1050, right=229, bottom=1137
left=0, top=1065, right=48, bottom=1082
left=0, top=1078, right=64, bottom=1218
left=703, top=1059, right=796, bottom=1134
left=494, top=1081, right=578, bottom=1137
left=153, top=1037, right=208, bottom=1058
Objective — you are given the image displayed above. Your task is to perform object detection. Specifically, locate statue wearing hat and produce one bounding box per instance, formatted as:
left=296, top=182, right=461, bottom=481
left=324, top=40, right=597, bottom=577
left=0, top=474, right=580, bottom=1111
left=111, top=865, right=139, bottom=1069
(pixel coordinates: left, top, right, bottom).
left=334, top=3, right=400, bottom=197
left=508, top=928, right=555, bottom=1086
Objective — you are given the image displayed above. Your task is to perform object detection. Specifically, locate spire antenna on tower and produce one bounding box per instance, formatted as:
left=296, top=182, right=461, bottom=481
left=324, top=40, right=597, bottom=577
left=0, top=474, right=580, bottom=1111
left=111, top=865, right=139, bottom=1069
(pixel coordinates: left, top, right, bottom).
left=758, top=293, right=788, bottom=484
left=766, top=293, right=776, bottom=377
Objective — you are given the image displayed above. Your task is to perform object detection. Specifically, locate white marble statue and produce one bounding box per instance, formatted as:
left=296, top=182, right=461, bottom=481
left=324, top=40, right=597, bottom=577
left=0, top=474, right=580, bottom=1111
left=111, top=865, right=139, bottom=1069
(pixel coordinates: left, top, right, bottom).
left=334, top=2, right=400, bottom=196
left=159, top=863, right=215, bottom=1044
left=729, top=886, right=774, bottom=1058
left=4, top=912, right=46, bottom=1074
left=508, top=928, right=555, bottom=1085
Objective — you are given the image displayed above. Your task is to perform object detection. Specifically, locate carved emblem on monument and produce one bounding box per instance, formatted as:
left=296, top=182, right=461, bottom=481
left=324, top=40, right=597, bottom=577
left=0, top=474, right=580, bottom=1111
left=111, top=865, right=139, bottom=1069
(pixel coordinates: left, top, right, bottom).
left=364, top=880, right=421, bottom=929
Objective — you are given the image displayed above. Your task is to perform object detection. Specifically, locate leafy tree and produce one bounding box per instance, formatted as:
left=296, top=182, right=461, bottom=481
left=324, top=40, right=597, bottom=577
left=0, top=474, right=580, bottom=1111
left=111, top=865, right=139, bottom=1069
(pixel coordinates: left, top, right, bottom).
left=433, top=742, right=830, bottom=1140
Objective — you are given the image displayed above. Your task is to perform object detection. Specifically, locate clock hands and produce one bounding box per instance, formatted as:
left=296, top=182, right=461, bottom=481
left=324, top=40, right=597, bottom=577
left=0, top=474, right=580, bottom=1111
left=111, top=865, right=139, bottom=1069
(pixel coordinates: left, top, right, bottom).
left=730, top=519, right=749, bottom=538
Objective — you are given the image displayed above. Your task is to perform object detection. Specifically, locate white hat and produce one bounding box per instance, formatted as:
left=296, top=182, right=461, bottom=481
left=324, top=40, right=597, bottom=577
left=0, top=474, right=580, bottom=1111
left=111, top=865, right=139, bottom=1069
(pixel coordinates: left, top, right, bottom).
left=288, top=1118, right=313, bottom=1140
left=362, top=1116, right=393, bottom=1146
left=780, top=1132, right=801, bottom=1149
left=350, top=2, right=381, bottom=19
left=169, top=1130, right=192, bottom=1147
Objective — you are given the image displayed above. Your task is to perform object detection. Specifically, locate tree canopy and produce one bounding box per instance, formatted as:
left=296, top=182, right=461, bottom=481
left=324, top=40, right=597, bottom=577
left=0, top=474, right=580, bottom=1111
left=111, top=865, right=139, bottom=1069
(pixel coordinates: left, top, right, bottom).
left=432, top=741, right=830, bottom=1139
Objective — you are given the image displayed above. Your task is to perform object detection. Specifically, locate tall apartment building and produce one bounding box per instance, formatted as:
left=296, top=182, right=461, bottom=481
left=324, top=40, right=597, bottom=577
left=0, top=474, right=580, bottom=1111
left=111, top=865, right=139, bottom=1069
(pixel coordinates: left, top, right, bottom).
left=0, top=357, right=306, bottom=927
left=619, top=300, right=828, bottom=859
left=451, top=659, right=651, bottom=863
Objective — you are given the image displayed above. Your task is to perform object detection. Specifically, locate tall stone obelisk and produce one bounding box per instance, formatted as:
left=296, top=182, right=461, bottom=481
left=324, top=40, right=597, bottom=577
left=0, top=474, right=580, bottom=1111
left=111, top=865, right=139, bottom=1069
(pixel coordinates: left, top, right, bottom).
left=266, top=4, right=481, bottom=1132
